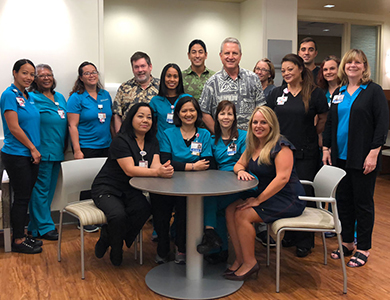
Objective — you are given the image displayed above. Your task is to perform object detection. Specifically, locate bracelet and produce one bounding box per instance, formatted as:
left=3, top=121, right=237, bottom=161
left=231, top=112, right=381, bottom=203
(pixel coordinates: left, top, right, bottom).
left=192, top=163, right=194, bottom=171
left=236, top=169, right=246, bottom=174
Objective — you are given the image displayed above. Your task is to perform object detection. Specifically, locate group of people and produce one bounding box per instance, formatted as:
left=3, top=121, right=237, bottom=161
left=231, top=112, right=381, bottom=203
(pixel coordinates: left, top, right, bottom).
left=1, top=36, right=388, bottom=282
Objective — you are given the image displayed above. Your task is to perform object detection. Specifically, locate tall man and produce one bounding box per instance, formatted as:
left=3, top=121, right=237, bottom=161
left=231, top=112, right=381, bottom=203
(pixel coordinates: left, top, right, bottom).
left=182, top=39, right=215, bottom=101
left=199, top=37, right=264, bottom=133
left=112, top=51, right=160, bottom=132
left=298, top=37, right=319, bottom=83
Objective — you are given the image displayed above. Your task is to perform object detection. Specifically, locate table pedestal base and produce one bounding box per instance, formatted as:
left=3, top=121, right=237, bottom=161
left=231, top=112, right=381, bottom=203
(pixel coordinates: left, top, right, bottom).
left=145, top=261, right=243, bottom=299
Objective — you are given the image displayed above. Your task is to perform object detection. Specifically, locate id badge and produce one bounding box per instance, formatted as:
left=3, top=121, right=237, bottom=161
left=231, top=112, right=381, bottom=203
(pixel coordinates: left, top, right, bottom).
left=166, top=113, right=173, bottom=124
left=58, top=109, right=65, bottom=119
left=277, top=96, right=287, bottom=105
left=332, top=95, right=344, bottom=104
left=16, top=97, right=25, bottom=107
left=139, top=160, right=148, bottom=168
left=227, top=143, right=237, bottom=156
left=98, top=112, right=106, bottom=123
left=191, top=142, right=202, bottom=156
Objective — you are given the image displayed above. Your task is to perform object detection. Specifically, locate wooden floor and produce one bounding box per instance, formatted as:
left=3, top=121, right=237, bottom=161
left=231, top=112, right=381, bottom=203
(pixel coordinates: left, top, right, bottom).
left=1, top=175, right=390, bottom=300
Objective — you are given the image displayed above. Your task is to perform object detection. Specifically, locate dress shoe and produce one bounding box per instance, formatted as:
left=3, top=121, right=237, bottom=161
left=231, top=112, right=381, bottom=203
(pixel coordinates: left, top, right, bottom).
left=197, top=228, right=223, bottom=254
left=40, top=230, right=59, bottom=241
left=296, top=247, right=312, bottom=257
left=224, top=262, right=260, bottom=281
left=282, top=238, right=295, bottom=248
left=223, top=264, right=241, bottom=276
left=204, top=250, right=228, bottom=265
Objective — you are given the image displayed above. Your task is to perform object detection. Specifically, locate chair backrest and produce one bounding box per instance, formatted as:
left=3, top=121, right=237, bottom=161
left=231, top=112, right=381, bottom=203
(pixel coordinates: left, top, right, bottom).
left=51, top=157, right=107, bottom=211
left=312, top=165, right=346, bottom=198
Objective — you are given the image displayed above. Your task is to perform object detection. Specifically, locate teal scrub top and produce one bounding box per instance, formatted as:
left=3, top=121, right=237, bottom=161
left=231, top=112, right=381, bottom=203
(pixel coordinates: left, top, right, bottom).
left=29, top=91, right=68, bottom=161
left=67, top=89, right=112, bottom=149
left=160, top=127, right=213, bottom=163
left=149, top=93, right=191, bottom=146
left=1, top=84, right=40, bottom=156
left=212, top=129, right=246, bottom=171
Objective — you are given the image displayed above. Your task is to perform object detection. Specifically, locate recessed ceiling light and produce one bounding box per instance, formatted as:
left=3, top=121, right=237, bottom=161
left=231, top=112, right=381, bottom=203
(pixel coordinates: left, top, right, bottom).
left=323, top=29, right=330, bottom=32
left=324, top=4, right=335, bottom=8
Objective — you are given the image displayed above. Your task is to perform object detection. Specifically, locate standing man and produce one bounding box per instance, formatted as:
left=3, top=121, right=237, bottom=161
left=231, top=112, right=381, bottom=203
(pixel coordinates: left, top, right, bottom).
left=298, top=37, right=320, bottom=83
left=112, top=51, right=160, bottom=132
left=199, top=37, right=264, bottom=133
left=182, top=39, right=215, bottom=102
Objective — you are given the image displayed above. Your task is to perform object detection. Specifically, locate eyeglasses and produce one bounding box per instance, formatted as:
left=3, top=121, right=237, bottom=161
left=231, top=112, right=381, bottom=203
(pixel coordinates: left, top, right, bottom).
left=37, top=74, right=53, bottom=79
left=83, top=71, right=99, bottom=76
left=255, top=68, right=270, bottom=73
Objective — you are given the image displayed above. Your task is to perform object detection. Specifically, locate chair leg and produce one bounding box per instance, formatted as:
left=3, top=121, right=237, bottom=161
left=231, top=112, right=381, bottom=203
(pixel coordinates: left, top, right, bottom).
left=80, top=223, right=85, bottom=280
left=322, top=232, right=327, bottom=265
left=336, top=233, right=348, bottom=293
left=276, top=230, right=283, bottom=293
left=266, top=224, right=270, bottom=267
left=3, top=228, right=11, bottom=253
left=139, top=229, right=143, bottom=265
left=58, top=211, right=64, bottom=262
left=134, top=234, right=138, bottom=261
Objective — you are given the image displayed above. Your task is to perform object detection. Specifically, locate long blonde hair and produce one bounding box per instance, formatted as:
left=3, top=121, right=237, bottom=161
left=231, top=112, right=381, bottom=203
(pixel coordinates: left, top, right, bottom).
left=245, top=106, right=281, bottom=165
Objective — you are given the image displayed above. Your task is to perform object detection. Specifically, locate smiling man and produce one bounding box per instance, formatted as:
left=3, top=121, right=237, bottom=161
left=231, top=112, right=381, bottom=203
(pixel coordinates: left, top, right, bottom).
left=298, top=37, right=320, bottom=83
left=199, top=37, right=264, bottom=133
left=112, top=51, right=160, bottom=132
left=182, top=39, right=215, bottom=102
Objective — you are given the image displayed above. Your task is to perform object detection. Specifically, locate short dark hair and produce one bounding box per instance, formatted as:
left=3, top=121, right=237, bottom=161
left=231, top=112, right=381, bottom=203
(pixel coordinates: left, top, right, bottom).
left=119, top=102, right=157, bottom=141
left=173, top=96, right=202, bottom=127
left=13, top=59, right=35, bottom=74
left=29, top=64, right=57, bottom=94
left=158, top=63, right=184, bottom=97
left=188, top=39, right=207, bottom=53
left=299, top=37, right=317, bottom=51
left=130, top=52, right=152, bottom=67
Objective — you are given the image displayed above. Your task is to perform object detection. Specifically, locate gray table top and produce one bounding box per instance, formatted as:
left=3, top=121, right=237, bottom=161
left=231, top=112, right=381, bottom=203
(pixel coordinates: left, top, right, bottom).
left=130, top=170, right=258, bottom=197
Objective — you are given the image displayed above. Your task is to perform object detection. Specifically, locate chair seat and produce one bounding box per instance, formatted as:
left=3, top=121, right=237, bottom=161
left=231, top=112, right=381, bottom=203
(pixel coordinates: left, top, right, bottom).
left=271, top=207, right=335, bottom=233
left=65, top=200, right=107, bottom=225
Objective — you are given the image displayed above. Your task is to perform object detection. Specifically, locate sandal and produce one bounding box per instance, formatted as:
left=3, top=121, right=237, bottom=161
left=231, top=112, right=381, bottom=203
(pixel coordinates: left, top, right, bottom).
left=347, top=251, right=368, bottom=268
left=330, top=245, right=354, bottom=259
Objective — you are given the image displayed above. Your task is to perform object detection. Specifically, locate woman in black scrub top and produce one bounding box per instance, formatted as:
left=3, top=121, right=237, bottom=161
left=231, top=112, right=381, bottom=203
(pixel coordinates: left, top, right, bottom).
left=91, top=103, right=174, bottom=266
left=266, top=53, right=328, bottom=257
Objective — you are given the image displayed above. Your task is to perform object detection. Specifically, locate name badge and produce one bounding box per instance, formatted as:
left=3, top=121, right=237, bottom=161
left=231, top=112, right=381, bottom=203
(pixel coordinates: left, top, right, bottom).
left=227, top=143, right=237, bottom=156
left=332, top=95, right=344, bottom=104
left=277, top=96, right=288, bottom=105
left=16, top=97, right=25, bottom=107
left=58, top=109, right=65, bottom=119
left=191, top=142, right=202, bottom=156
left=139, top=160, right=148, bottom=168
left=98, top=112, right=106, bottom=123
left=166, top=113, right=173, bottom=123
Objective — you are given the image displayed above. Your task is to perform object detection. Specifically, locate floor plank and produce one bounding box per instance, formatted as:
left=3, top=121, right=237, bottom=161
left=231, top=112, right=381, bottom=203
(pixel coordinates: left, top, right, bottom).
left=1, top=175, right=390, bottom=299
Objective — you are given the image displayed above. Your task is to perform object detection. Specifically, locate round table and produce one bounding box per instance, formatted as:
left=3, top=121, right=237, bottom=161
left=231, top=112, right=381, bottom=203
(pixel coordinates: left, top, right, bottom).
left=130, top=170, right=258, bottom=299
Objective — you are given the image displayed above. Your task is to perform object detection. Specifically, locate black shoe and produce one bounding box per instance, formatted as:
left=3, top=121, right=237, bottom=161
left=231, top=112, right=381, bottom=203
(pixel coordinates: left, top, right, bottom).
left=40, top=230, right=59, bottom=241
left=296, top=247, right=312, bottom=258
left=204, top=250, right=228, bottom=265
left=12, top=239, right=42, bottom=254
left=325, top=232, right=336, bottom=238
left=77, top=224, right=100, bottom=233
left=282, top=238, right=296, bottom=248
left=26, top=235, right=43, bottom=247
left=197, top=229, right=223, bottom=254
left=255, top=231, right=276, bottom=247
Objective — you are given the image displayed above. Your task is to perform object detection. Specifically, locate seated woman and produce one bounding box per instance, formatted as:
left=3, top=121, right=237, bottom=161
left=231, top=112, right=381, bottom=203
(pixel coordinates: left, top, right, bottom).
left=225, top=106, right=306, bottom=281
left=197, top=100, right=246, bottom=265
left=91, top=103, right=174, bottom=266
left=152, top=96, right=214, bottom=264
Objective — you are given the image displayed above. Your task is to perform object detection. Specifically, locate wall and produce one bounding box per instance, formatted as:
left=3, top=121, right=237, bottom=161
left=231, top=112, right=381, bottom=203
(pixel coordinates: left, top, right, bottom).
left=0, top=0, right=102, bottom=138
left=298, top=8, right=390, bottom=89
left=104, top=0, right=241, bottom=85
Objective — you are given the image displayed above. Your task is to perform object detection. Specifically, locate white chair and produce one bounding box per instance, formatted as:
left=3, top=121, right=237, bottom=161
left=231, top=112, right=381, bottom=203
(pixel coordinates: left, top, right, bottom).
left=56, top=158, right=143, bottom=279
left=266, top=165, right=348, bottom=294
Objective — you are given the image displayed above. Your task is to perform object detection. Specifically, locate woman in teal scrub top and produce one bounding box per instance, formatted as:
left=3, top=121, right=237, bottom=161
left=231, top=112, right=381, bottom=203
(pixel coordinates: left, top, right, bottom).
left=27, top=64, right=67, bottom=241
left=1, top=59, right=42, bottom=254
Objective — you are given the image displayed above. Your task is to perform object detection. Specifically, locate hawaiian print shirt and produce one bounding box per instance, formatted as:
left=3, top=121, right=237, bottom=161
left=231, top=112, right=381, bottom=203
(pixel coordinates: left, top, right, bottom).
left=182, top=66, right=215, bottom=101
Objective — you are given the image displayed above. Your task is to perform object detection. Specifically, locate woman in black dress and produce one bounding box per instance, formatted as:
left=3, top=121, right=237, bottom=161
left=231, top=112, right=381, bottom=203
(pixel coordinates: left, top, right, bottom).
left=224, top=106, right=305, bottom=281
